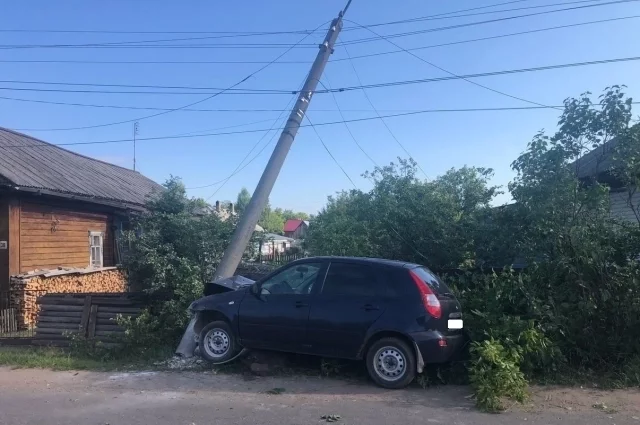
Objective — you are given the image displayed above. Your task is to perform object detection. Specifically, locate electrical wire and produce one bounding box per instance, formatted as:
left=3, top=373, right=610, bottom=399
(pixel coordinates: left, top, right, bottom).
left=2, top=14, right=637, bottom=66
left=361, top=0, right=608, bottom=28
left=3, top=56, right=639, bottom=97
left=0, top=95, right=427, bottom=113
left=1, top=0, right=634, bottom=50
left=340, top=0, right=640, bottom=46
left=199, top=76, right=308, bottom=195
left=0, top=0, right=540, bottom=37
left=319, top=76, right=378, bottom=167
left=4, top=102, right=640, bottom=149
left=7, top=20, right=330, bottom=132
left=336, top=14, right=640, bottom=62
left=203, top=104, right=293, bottom=199
left=340, top=43, right=428, bottom=178
left=0, top=79, right=295, bottom=93
left=305, top=114, right=358, bottom=189
left=345, top=18, right=559, bottom=110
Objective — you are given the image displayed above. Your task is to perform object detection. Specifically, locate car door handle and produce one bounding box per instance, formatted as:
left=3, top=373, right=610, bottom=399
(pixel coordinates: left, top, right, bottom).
left=295, top=301, right=308, bottom=308
left=363, top=304, right=380, bottom=311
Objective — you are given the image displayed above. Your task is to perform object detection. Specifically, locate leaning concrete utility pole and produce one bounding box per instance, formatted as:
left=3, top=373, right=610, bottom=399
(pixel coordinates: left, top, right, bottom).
left=212, top=3, right=351, bottom=281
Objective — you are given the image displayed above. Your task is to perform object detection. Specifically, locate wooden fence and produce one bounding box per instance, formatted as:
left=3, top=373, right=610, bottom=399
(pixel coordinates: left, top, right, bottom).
left=258, top=252, right=305, bottom=266
left=0, top=308, right=18, bottom=334
left=34, top=293, right=143, bottom=347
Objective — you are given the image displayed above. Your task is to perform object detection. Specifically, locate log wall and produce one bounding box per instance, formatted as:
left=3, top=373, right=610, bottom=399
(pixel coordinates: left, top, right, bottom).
left=20, top=202, right=115, bottom=272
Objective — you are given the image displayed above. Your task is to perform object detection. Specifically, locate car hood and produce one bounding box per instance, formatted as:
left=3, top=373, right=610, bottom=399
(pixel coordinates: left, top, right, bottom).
left=189, top=288, right=247, bottom=312
left=204, top=275, right=255, bottom=296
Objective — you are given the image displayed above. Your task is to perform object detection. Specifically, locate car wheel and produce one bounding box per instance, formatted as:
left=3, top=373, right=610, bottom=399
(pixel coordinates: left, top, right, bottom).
left=199, top=321, right=240, bottom=363
left=365, top=337, right=416, bottom=389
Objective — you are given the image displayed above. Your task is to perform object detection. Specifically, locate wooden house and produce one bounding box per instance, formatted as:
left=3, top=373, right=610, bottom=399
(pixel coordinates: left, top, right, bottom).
left=0, top=128, right=163, bottom=293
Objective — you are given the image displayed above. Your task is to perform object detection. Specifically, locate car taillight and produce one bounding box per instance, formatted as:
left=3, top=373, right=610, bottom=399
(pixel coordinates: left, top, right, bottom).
left=409, top=270, right=442, bottom=319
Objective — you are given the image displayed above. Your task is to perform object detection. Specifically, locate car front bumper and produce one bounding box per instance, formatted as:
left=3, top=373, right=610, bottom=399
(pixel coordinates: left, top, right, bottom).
left=409, top=330, right=467, bottom=364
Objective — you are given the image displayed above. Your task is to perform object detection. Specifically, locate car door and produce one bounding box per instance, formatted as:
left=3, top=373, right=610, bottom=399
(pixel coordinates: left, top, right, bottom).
left=305, top=261, right=387, bottom=359
left=238, top=261, right=325, bottom=352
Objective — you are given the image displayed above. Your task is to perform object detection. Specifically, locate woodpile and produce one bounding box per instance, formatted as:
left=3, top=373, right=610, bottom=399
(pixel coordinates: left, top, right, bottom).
left=9, top=267, right=126, bottom=329
left=34, top=293, right=143, bottom=347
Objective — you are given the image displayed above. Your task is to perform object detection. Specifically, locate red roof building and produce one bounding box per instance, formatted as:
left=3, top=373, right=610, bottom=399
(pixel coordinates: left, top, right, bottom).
left=283, top=219, right=309, bottom=239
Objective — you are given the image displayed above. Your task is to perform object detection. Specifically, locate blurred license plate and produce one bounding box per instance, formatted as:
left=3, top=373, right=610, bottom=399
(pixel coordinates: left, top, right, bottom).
left=448, top=319, right=463, bottom=329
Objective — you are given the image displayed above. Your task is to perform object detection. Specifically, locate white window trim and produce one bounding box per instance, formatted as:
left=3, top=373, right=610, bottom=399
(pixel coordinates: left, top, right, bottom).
left=89, top=231, right=104, bottom=268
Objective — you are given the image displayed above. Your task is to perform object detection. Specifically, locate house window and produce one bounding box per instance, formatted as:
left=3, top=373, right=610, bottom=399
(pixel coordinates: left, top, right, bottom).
left=89, top=231, right=104, bottom=268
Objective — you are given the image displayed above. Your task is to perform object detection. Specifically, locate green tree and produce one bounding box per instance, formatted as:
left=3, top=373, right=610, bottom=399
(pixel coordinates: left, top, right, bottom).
left=307, top=158, right=498, bottom=268
left=280, top=209, right=310, bottom=221
left=236, top=187, right=251, bottom=215
left=124, top=177, right=237, bottom=344
left=258, top=200, right=285, bottom=234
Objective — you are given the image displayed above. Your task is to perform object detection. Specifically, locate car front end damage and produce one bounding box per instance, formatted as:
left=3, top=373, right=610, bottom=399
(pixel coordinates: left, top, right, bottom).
left=175, top=275, right=254, bottom=358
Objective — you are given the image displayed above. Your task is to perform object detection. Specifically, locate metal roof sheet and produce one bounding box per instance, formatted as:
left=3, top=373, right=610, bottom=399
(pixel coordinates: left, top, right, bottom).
left=0, top=127, right=163, bottom=207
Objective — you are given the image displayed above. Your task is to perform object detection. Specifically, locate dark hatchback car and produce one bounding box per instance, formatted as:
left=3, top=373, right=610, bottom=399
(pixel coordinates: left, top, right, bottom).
left=189, top=257, right=464, bottom=388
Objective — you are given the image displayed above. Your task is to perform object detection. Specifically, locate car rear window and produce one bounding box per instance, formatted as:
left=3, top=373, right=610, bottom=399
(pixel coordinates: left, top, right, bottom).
left=411, top=267, right=452, bottom=295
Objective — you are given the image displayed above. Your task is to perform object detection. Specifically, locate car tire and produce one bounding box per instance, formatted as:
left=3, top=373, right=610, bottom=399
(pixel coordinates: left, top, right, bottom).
left=199, top=321, right=240, bottom=364
left=365, top=337, right=416, bottom=389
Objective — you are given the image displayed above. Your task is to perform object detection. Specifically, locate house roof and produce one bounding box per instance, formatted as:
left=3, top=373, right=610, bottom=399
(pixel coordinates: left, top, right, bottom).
left=263, top=233, right=294, bottom=242
left=284, top=219, right=304, bottom=232
left=0, top=127, right=163, bottom=207
left=573, top=138, right=620, bottom=179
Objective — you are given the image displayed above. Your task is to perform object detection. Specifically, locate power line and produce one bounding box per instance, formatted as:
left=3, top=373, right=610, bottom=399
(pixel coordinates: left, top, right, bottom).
left=1, top=0, right=634, bottom=51
left=0, top=87, right=295, bottom=96
left=7, top=102, right=640, bottom=149
left=0, top=95, right=429, bottom=113
left=340, top=42, right=429, bottom=178
left=6, top=21, right=330, bottom=132
left=0, top=79, right=294, bottom=93
left=2, top=14, right=637, bottom=66
left=199, top=76, right=309, bottom=195
left=305, top=114, right=357, bottom=189
left=203, top=103, right=294, bottom=199
left=0, top=0, right=541, bottom=36
left=0, top=42, right=320, bottom=50
left=333, top=56, right=640, bottom=93
left=340, top=0, right=640, bottom=46
left=337, top=15, right=640, bottom=62
left=361, top=0, right=608, bottom=28
left=1, top=55, right=637, bottom=114
left=346, top=18, right=562, bottom=109
left=319, top=76, right=378, bottom=167
left=0, top=28, right=317, bottom=35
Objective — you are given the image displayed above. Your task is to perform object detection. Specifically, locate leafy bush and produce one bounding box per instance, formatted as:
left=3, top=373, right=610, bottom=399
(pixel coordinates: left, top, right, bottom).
left=469, top=339, right=527, bottom=412
left=119, top=177, right=242, bottom=349
left=306, top=86, right=640, bottom=410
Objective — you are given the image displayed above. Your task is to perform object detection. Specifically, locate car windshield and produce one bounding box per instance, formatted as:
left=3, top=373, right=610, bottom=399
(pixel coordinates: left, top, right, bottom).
left=411, top=267, right=452, bottom=295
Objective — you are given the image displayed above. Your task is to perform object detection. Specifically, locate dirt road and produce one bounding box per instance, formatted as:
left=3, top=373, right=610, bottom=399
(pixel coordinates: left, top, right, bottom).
left=0, top=367, right=638, bottom=425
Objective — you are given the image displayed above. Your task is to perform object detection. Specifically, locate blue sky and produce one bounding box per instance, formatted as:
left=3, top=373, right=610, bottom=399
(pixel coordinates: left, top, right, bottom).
left=1, top=0, right=639, bottom=213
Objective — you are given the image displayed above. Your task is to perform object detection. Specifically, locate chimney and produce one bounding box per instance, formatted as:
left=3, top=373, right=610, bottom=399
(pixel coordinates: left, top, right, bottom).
left=215, top=200, right=220, bottom=212
left=230, top=202, right=235, bottom=215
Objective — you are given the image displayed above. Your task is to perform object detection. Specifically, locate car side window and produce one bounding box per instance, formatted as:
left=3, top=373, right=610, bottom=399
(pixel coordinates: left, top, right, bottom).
left=260, top=263, right=322, bottom=296
left=321, top=262, right=380, bottom=297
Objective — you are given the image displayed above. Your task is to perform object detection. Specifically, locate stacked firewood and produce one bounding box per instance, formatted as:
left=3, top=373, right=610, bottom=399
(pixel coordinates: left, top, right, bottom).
left=9, top=268, right=126, bottom=329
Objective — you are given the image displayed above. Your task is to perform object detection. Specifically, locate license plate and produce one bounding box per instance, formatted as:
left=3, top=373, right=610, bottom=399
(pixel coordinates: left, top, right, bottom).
left=448, top=319, right=463, bottom=329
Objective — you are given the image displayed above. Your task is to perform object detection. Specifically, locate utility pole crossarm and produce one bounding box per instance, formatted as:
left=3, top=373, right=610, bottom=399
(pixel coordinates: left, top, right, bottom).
left=212, top=9, right=348, bottom=281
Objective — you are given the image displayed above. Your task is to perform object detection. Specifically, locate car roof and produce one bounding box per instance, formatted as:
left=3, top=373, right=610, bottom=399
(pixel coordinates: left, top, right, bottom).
left=293, top=256, right=421, bottom=269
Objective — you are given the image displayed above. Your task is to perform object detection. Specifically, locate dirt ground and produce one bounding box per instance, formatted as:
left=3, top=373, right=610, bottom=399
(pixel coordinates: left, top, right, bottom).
left=0, top=366, right=639, bottom=425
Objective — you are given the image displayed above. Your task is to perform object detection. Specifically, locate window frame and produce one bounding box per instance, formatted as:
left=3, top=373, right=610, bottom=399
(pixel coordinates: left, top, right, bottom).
left=319, top=261, right=384, bottom=298
left=89, top=231, right=104, bottom=268
left=258, top=261, right=323, bottom=296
